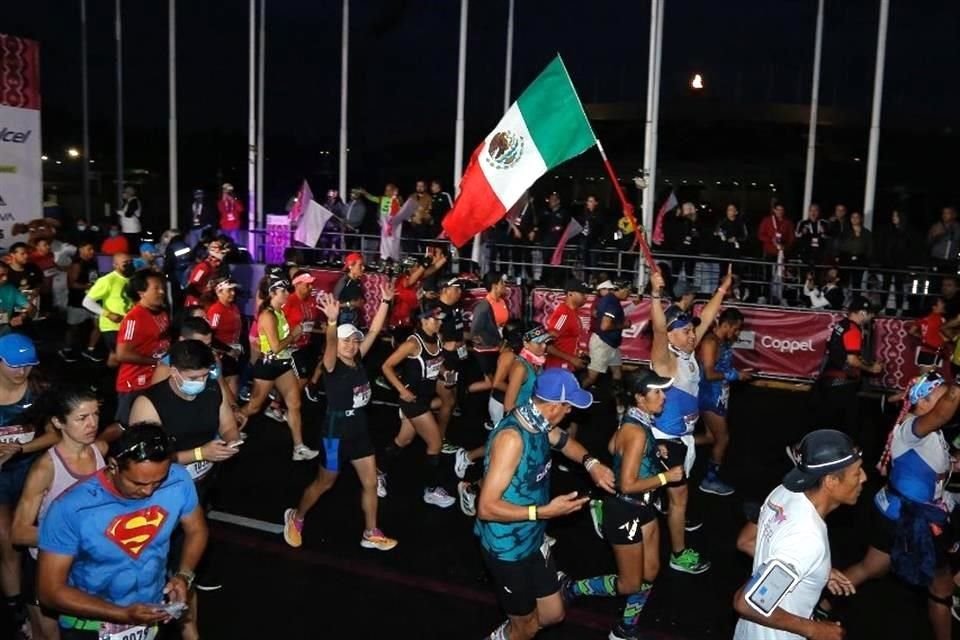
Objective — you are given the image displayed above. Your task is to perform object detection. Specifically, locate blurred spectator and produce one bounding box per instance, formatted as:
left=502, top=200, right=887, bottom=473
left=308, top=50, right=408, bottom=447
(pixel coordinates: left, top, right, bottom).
left=714, top=203, right=748, bottom=260
left=0, top=262, right=32, bottom=336
left=577, top=195, right=609, bottom=279
left=927, top=205, right=960, bottom=277
left=803, top=267, right=843, bottom=310
left=30, top=238, right=58, bottom=312
left=133, top=242, right=159, bottom=271
left=218, top=182, right=245, bottom=244
left=826, top=203, right=849, bottom=262
left=664, top=202, right=701, bottom=292
left=838, top=211, right=872, bottom=292
left=70, top=218, right=101, bottom=249
left=538, top=192, right=570, bottom=286
left=757, top=203, right=795, bottom=303
left=795, top=204, right=829, bottom=264
left=875, top=209, right=920, bottom=314
left=430, top=179, right=453, bottom=227
left=117, top=185, right=142, bottom=250
left=408, top=180, right=435, bottom=251
left=100, top=224, right=130, bottom=255
left=343, top=189, right=370, bottom=252
left=187, top=188, right=217, bottom=248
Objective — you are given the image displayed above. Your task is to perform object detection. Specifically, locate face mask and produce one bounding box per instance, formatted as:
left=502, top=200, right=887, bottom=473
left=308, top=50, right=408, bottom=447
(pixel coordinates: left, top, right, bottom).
left=76, top=224, right=87, bottom=232
left=121, top=263, right=135, bottom=277
left=109, top=229, right=119, bottom=237
left=520, top=347, right=546, bottom=367
left=174, top=369, right=206, bottom=396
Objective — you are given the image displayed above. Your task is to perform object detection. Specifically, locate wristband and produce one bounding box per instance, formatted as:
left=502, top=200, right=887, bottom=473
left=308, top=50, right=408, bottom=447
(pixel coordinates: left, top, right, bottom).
left=583, top=455, right=598, bottom=471
left=658, top=472, right=667, bottom=486
left=327, top=320, right=337, bottom=327
left=194, top=447, right=203, bottom=462
left=528, top=505, right=537, bottom=521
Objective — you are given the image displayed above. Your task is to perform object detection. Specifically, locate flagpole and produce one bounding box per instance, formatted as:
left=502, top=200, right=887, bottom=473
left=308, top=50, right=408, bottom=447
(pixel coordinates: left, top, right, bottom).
left=801, top=0, right=825, bottom=221
left=80, top=0, right=91, bottom=222
left=641, top=0, right=664, bottom=234
left=168, top=0, right=178, bottom=230
left=502, top=0, right=514, bottom=113
left=247, top=0, right=256, bottom=253
left=256, top=0, right=266, bottom=233
left=863, top=0, right=889, bottom=230
left=596, top=140, right=656, bottom=273
left=338, top=0, right=349, bottom=199
left=114, top=0, right=124, bottom=209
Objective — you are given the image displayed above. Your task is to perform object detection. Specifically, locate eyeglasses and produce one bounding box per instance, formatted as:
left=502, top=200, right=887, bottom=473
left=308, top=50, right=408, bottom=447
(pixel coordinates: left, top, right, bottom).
left=113, top=433, right=175, bottom=462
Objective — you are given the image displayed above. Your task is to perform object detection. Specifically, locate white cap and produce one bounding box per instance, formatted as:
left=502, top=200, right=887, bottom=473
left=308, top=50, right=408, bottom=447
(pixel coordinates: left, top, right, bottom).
left=596, top=280, right=616, bottom=290
left=337, top=324, right=364, bottom=341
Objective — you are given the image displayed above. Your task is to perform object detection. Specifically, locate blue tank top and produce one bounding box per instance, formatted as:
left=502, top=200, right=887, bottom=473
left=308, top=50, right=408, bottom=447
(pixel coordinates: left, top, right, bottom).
left=613, top=408, right=660, bottom=501
left=698, top=339, right=733, bottom=409
left=0, top=386, right=37, bottom=473
left=475, top=404, right=552, bottom=561
left=655, top=346, right=701, bottom=436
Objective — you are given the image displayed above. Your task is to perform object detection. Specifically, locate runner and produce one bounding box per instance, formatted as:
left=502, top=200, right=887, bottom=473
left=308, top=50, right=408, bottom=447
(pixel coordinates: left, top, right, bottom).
left=11, top=387, right=105, bottom=640
left=0, top=334, right=55, bottom=638
left=283, top=270, right=322, bottom=387
left=81, top=253, right=134, bottom=367
left=206, top=278, right=244, bottom=398
left=581, top=280, right=632, bottom=395
left=114, top=271, right=171, bottom=427
left=334, top=253, right=366, bottom=328
left=283, top=285, right=398, bottom=551
left=380, top=301, right=455, bottom=508
left=647, top=266, right=732, bottom=574
left=456, top=326, right=553, bottom=516
left=696, top=307, right=751, bottom=496
left=238, top=275, right=318, bottom=461
left=436, top=278, right=469, bottom=447
left=472, top=271, right=511, bottom=385
left=733, top=429, right=865, bottom=640
left=833, top=373, right=960, bottom=640
left=565, top=368, right=683, bottom=640
left=183, top=240, right=227, bottom=308
left=59, top=240, right=101, bottom=363
left=37, top=423, right=207, bottom=640
left=476, top=368, right=614, bottom=640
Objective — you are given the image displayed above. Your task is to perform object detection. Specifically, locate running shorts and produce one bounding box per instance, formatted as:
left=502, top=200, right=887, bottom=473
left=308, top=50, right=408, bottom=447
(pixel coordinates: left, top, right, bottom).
left=587, top=334, right=622, bottom=374
left=322, top=429, right=375, bottom=472
left=252, top=357, right=294, bottom=381
left=698, top=383, right=729, bottom=418
left=869, top=501, right=951, bottom=570
left=292, top=345, right=319, bottom=380
left=601, top=495, right=657, bottom=545
left=481, top=544, right=559, bottom=617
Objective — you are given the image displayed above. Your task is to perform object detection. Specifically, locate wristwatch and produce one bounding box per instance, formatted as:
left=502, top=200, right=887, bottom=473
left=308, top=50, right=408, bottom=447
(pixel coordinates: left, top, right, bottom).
left=175, top=570, right=196, bottom=590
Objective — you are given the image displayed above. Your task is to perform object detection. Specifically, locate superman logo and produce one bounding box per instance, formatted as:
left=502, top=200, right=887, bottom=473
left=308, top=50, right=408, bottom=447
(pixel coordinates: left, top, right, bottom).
left=105, top=506, right=169, bottom=559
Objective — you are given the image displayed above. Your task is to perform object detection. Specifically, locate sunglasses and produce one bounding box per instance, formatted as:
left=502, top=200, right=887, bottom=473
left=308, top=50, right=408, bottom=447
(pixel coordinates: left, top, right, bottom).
left=114, top=433, right=175, bottom=463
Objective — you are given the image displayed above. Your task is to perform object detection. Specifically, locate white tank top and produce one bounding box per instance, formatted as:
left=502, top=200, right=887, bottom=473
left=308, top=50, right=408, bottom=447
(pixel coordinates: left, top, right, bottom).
left=31, top=445, right=106, bottom=558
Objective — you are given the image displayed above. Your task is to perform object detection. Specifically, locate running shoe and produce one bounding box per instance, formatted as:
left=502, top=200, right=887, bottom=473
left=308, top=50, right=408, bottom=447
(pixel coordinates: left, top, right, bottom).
left=58, top=348, right=78, bottom=363
left=608, top=621, right=639, bottom=640
left=238, top=387, right=252, bottom=402
left=669, top=548, right=711, bottom=574
left=283, top=508, right=303, bottom=547
left=684, top=517, right=703, bottom=532
left=457, top=481, right=477, bottom=516
left=441, top=440, right=459, bottom=454
left=81, top=348, right=104, bottom=363
left=292, top=444, right=319, bottom=461
left=361, top=528, right=398, bottom=551
left=454, top=448, right=473, bottom=479
left=699, top=476, right=735, bottom=497
left=304, top=384, right=321, bottom=403
left=374, top=375, right=392, bottom=390
left=376, top=470, right=388, bottom=498
left=558, top=571, right=574, bottom=606
left=265, top=406, right=286, bottom=422
left=589, top=499, right=605, bottom=539
left=423, top=487, right=456, bottom=508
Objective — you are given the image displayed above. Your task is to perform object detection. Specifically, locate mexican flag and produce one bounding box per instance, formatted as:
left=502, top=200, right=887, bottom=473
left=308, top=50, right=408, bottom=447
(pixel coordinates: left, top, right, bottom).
left=441, top=56, right=595, bottom=247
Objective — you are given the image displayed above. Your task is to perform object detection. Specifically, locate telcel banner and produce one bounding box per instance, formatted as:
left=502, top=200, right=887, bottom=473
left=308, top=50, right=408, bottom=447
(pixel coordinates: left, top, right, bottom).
left=0, top=34, right=42, bottom=247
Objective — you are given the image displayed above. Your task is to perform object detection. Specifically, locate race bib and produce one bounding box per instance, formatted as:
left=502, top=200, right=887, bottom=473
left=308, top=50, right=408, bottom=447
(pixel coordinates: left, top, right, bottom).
left=0, top=425, right=35, bottom=445
left=353, top=383, right=371, bottom=409
left=425, top=358, right=442, bottom=380
left=301, top=321, right=315, bottom=334
left=456, top=345, right=468, bottom=360
left=186, top=460, right=213, bottom=481
left=99, top=623, right=158, bottom=640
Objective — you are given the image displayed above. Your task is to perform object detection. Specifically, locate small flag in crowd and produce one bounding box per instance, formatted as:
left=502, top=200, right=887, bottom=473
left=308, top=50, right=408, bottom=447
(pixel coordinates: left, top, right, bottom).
left=379, top=197, right=417, bottom=261
left=292, top=180, right=335, bottom=248
left=549, top=218, right=584, bottom=265
left=441, top=55, right=596, bottom=248
left=651, top=190, right=678, bottom=247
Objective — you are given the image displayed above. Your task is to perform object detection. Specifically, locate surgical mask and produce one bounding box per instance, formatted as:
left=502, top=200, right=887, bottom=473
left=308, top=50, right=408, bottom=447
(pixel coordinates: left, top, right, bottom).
left=109, top=229, right=119, bottom=237
left=121, top=263, right=135, bottom=277
left=173, top=369, right=206, bottom=396
left=520, top=347, right=546, bottom=367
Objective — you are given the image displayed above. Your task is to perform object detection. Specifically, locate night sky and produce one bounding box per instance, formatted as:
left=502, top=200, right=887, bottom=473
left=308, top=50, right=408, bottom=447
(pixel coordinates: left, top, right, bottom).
left=5, top=0, right=960, bottom=213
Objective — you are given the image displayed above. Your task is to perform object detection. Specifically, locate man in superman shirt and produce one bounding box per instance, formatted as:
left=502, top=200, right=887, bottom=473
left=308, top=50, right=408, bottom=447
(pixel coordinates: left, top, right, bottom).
left=37, top=423, right=207, bottom=640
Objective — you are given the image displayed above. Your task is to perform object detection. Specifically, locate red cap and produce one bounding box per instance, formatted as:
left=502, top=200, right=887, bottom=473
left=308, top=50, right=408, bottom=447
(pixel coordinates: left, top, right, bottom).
left=344, top=253, right=364, bottom=269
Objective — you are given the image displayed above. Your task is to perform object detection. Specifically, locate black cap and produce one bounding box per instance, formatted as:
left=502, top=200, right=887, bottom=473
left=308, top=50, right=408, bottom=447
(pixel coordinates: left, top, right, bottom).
left=630, top=368, right=673, bottom=395
left=782, top=430, right=861, bottom=492
left=664, top=304, right=701, bottom=331
left=565, top=278, right=591, bottom=294
left=848, top=296, right=873, bottom=313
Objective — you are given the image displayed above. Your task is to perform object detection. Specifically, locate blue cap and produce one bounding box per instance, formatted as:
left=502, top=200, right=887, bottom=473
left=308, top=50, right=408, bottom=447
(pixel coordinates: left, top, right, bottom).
left=0, top=333, right=39, bottom=368
left=139, top=242, right=157, bottom=254
left=534, top=368, right=593, bottom=409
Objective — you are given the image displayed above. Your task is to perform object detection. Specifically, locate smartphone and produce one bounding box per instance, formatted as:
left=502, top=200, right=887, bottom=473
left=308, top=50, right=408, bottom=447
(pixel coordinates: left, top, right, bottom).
left=156, top=601, right=189, bottom=619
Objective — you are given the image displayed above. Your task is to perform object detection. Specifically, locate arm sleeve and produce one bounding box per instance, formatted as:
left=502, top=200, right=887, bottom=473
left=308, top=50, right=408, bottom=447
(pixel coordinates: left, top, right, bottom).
left=38, top=500, right=80, bottom=556
left=82, top=295, right=105, bottom=316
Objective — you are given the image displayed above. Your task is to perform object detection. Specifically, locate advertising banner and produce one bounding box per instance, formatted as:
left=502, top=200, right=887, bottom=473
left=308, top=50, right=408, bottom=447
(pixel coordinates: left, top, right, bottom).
left=0, top=34, right=42, bottom=247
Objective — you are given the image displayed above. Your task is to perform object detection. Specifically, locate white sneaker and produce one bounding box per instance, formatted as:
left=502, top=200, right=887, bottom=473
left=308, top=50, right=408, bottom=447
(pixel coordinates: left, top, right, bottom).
left=423, top=487, right=456, bottom=508
left=454, top=448, right=473, bottom=479
left=457, top=481, right=477, bottom=516
left=376, top=470, right=388, bottom=498
left=265, top=406, right=286, bottom=422
left=292, top=444, right=319, bottom=461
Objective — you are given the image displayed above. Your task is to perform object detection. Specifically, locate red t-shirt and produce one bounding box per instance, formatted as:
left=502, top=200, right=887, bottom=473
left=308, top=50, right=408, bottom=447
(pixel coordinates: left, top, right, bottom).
left=918, top=313, right=945, bottom=351
left=282, top=294, right=318, bottom=348
left=545, top=303, right=583, bottom=369
left=207, top=301, right=242, bottom=347
left=116, top=305, right=170, bottom=392
left=389, top=275, right=419, bottom=328
left=185, top=260, right=216, bottom=307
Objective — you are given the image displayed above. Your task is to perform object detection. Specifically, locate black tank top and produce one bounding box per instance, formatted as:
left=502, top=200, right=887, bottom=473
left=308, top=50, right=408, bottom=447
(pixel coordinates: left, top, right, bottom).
left=143, top=380, right=221, bottom=450
left=324, top=358, right=371, bottom=413
left=403, top=331, right=443, bottom=397
left=69, top=258, right=100, bottom=307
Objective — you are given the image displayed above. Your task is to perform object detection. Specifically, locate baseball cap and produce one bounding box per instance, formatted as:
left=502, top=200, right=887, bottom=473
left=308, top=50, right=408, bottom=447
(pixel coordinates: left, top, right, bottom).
left=664, top=304, right=701, bottom=332
left=291, top=270, right=315, bottom=286
left=138, top=242, right=156, bottom=255
left=630, top=368, right=674, bottom=395
left=215, top=278, right=239, bottom=293
left=267, top=275, right=292, bottom=292
left=522, top=325, right=554, bottom=345
left=596, top=280, right=617, bottom=291
left=344, top=252, right=364, bottom=269
left=443, top=278, right=466, bottom=289
left=534, top=368, right=593, bottom=409
left=565, top=278, right=592, bottom=295
left=418, top=301, right=447, bottom=320
left=848, top=296, right=873, bottom=313
left=222, top=183, right=234, bottom=191
left=782, top=429, right=861, bottom=492
left=337, top=324, right=364, bottom=341
left=0, top=333, right=39, bottom=368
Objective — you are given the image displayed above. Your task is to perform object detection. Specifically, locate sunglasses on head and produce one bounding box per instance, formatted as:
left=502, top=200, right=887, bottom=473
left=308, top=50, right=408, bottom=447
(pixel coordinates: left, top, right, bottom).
left=114, top=433, right=175, bottom=463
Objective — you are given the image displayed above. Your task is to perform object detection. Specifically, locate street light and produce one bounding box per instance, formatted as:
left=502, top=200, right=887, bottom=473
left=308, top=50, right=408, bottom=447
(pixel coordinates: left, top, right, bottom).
left=41, top=154, right=48, bottom=161
left=690, top=73, right=704, bottom=90
left=67, top=148, right=80, bottom=158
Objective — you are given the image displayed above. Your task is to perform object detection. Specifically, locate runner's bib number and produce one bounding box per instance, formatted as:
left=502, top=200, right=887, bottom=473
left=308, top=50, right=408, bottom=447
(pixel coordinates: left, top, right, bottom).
left=99, top=623, right=158, bottom=640
left=301, top=321, right=314, bottom=334
left=682, top=413, right=699, bottom=435
left=186, top=460, right=213, bottom=481
left=456, top=345, right=468, bottom=360
left=425, top=358, right=442, bottom=380
left=0, top=425, right=35, bottom=445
